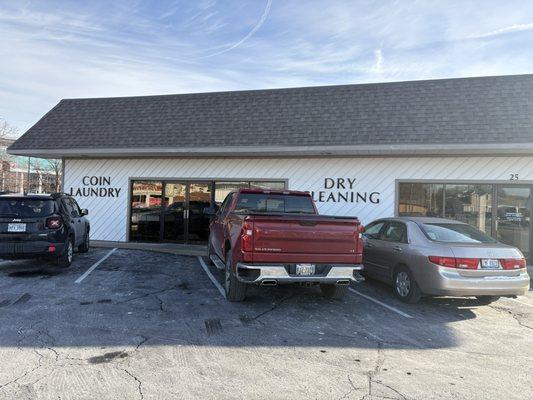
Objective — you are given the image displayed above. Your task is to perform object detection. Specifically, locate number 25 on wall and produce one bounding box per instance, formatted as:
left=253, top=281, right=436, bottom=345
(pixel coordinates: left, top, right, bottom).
left=510, top=173, right=519, bottom=180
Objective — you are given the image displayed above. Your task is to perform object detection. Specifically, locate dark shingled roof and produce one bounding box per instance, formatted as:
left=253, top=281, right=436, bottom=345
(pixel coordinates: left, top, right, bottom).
left=8, top=74, right=533, bottom=156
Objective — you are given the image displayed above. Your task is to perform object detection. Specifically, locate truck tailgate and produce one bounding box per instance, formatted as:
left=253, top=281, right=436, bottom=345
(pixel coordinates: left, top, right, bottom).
left=249, top=214, right=361, bottom=264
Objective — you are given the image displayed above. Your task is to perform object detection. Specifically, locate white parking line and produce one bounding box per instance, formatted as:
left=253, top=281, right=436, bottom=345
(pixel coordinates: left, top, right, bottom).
left=197, top=256, right=226, bottom=299
left=75, top=248, right=117, bottom=284
left=348, top=287, right=414, bottom=319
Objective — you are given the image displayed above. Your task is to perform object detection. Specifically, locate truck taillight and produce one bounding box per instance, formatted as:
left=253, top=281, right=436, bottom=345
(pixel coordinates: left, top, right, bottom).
left=428, top=256, right=479, bottom=269
left=46, top=216, right=62, bottom=230
left=500, top=258, right=526, bottom=270
left=241, top=220, right=253, bottom=252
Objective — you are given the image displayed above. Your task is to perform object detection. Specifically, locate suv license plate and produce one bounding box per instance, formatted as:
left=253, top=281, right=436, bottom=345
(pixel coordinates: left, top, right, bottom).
left=481, top=259, right=500, bottom=269
left=296, top=264, right=315, bottom=276
left=7, top=223, right=26, bottom=233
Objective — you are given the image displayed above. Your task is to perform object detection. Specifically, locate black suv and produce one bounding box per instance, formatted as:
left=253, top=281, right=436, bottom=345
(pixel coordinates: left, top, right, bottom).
left=0, top=193, right=90, bottom=267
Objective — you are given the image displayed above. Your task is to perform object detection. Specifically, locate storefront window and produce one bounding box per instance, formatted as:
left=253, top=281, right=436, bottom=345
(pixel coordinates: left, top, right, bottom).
left=398, top=183, right=444, bottom=217
left=130, top=181, right=163, bottom=242
left=214, top=182, right=250, bottom=205
left=444, top=184, right=492, bottom=236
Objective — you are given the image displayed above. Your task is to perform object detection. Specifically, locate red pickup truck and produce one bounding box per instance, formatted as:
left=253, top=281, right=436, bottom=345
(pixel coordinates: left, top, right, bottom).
left=207, top=189, right=364, bottom=301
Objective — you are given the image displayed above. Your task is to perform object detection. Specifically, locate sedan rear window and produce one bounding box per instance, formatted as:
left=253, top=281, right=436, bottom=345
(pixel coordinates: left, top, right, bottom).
left=420, top=223, right=496, bottom=243
left=0, top=199, right=55, bottom=218
left=235, top=194, right=315, bottom=214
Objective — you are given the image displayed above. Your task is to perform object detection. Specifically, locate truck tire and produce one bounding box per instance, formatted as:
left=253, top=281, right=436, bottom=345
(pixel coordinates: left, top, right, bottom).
left=320, top=284, right=348, bottom=299
left=57, top=237, right=74, bottom=268
left=224, top=252, right=247, bottom=302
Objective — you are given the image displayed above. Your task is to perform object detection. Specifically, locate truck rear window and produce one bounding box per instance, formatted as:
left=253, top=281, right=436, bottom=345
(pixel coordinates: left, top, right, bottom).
left=0, top=199, right=55, bottom=218
left=235, top=193, right=315, bottom=214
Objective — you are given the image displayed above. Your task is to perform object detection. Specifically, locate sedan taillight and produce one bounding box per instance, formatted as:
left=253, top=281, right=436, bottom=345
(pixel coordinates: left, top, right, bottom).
left=428, top=256, right=479, bottom=269
left=500, top=258, right=527, bottom=270
left=46, top=216, right=62, bottom=229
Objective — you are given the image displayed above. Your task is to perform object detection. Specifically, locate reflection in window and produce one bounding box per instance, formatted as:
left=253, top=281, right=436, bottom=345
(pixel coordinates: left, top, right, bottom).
left=214, top=182, right=249, bottom=205
left=444, top=185, right=492, bottom=236
left=130, top=181, right=163, bottom=242
left=398, top=183, right=444, bottom=217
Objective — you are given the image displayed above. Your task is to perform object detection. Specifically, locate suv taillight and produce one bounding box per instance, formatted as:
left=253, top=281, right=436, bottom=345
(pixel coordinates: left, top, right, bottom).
left=428, top=256, right=479, bottom=269
left=46, top=216, right=62, bottom=229
left=241, top=220, right=253, bottom=252
left=500, top=258, right=527, bottom=270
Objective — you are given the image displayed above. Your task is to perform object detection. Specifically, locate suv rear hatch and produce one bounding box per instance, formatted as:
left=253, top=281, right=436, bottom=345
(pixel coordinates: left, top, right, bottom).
left=0, top=197, right=56, bottom=237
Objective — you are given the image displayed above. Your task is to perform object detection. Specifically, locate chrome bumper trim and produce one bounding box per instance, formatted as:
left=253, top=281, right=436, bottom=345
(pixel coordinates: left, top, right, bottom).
left=235, top=263, right=363, bottom=284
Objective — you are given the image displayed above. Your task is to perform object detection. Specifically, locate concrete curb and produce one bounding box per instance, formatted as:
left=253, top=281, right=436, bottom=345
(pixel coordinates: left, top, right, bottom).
left=91, top=240, right=207, bottom=257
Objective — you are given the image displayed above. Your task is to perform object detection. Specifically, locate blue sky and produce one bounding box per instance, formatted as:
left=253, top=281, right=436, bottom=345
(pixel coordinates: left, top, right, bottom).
left=1, top=0, right=533, bottom=132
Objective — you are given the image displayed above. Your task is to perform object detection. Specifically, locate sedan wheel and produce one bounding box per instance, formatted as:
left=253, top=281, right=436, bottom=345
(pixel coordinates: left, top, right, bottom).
left=396, top=271, right=411, bottom=297
left=393, top=266, right=421, bottom=304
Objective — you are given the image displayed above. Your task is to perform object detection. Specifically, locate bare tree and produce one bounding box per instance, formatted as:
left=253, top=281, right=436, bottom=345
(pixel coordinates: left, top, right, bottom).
left=45, top=158, right=62, bottom=192
left=0, top=118, right=18, bottom=139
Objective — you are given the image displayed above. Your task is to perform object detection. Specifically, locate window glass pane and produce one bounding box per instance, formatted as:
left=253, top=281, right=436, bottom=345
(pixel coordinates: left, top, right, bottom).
left=214, top=182, right=249, bottom=205
left=382, top=222, right=407, bottom=243
left=235, top=193, right=315, bottom=214
left=0, top=199, right=54, bottom=218
left=444, top=184, right=493, bottom=236
left=398, top=183, right=444, bottom=217
left=249, top=181, right=286, bottom=190
left=130, top=181, right=163, bottom=242
left=421, top=223, right=496, bottom=243
left=364, top=221, right=385, bottom=239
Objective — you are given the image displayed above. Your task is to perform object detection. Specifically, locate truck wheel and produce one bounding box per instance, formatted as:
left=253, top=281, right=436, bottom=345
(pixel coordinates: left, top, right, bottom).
left=78, top=231, right=90, bottom=253
left=224, top=252, right=247, bottom=302
left=57, top=238, right=74, bottom=268
left=320, top=284, right=348, bottom=299
left=393, top=265, right=421, bottom=304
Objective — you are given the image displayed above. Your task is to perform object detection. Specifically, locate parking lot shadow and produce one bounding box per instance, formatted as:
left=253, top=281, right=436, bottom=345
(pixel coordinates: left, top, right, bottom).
left=0, top=249, right=491, bottom=352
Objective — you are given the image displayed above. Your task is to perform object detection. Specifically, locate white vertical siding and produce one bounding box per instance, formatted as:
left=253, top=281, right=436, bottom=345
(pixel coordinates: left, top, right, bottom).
left=63, top=156, right=533, bottom=241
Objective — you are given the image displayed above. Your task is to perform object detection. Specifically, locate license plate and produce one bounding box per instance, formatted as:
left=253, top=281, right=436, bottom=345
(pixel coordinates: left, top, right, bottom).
left=7, top=223, right=26, bottom=233
left=480, top=259, right=500, bottom=269
left=295, top=264, right=315, bottom=276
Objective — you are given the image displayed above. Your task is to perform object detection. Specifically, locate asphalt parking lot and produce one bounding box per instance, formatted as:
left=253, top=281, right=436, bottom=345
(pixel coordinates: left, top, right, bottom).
left=0, top=248, right=531, bottom=400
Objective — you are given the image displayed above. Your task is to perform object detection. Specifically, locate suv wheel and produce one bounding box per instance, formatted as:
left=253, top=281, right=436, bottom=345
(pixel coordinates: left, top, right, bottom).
left=320, top=284, right=348, bottom=299
left=57, top=238, right=74, bottom=268
left=78, top=231, right=90, bottom=253
left=224, top=252, right=247, bottom=302
left=393, top=266, right=421, bottom=304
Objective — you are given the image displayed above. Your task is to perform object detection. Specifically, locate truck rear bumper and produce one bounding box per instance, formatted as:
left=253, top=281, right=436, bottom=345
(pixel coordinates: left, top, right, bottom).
left=235, top=263, right=364, bottom=285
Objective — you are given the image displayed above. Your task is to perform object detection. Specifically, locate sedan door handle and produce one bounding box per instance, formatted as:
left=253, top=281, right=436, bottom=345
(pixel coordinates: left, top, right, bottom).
left=393, top=246, right=403, bottom=252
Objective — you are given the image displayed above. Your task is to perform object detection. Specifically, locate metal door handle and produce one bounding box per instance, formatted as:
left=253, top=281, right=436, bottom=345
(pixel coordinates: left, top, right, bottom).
left=393, top=246, right=402, bottom=252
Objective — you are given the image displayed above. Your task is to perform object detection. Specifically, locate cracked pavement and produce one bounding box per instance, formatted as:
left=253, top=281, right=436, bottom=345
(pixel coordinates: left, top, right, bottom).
left=0, top=248, right=531, bottom=399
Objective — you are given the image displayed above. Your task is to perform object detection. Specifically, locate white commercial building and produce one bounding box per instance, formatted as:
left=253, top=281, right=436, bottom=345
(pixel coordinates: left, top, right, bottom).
left=9, top=74, right=533, bottom=261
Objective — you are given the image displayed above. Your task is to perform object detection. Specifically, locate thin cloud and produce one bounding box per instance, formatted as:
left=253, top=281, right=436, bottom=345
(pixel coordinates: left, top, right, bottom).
left=471, top=22, right=533, bottom=39
left=194, top=0, right=272, bottom=59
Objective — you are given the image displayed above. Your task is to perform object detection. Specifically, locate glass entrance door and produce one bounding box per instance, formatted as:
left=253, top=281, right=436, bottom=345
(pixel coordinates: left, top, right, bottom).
left=163, top=182, right=187, bottom=242
left=162, top=182, right=212, bottom=243
left=496, top=186, right=532, bottom=261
